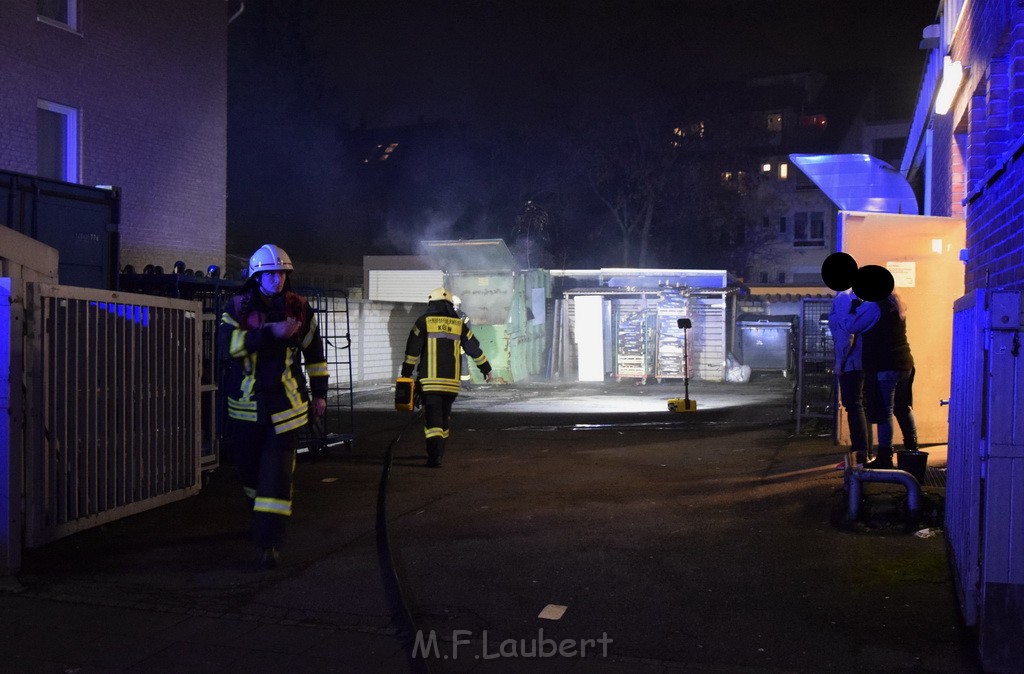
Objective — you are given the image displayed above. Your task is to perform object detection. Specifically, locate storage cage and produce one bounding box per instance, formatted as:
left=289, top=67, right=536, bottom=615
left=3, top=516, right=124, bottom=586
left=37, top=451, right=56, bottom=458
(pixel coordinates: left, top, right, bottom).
left=795, top=298, right=836, bottom=433
left=557, top=270, right=732, bottom=383
left=612, top=293, right=659, bottom=383
left=294, top=287, right=355, bottom=457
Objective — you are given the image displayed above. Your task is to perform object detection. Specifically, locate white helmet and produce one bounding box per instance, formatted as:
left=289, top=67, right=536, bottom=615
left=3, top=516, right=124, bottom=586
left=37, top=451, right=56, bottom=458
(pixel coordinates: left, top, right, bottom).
left=248, top=244, right=293, bottom=277
left=451, top=295, right=462, bottom=310
left=428, top=287, right=453, bottom=303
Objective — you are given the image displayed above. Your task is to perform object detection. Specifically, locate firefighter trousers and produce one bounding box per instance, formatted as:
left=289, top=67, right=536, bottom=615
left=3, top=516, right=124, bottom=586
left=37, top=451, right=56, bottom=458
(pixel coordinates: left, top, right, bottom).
left=229, top=420, right=298, bottom=550
left=421, top=392, right=456, bottom=464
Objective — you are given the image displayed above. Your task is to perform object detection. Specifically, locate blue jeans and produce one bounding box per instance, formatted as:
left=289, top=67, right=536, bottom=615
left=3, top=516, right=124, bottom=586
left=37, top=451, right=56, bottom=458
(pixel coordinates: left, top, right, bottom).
left=838, top=370, right=870, bottom=454
left=866, top=369, right=918, bottom=450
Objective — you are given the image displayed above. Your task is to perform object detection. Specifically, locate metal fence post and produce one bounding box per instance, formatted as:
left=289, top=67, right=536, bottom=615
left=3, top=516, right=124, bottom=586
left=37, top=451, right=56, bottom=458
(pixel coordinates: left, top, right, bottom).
left=0, top=278, right=26, bottom=574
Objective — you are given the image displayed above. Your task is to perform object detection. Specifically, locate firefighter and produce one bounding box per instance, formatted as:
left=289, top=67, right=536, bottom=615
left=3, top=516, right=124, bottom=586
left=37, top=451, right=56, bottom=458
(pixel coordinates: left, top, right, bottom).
left=218, top=244, right=329, bottom=568
left=452, top=294, right=472, bottom=384
left=401, top=287, right=492, bottom=467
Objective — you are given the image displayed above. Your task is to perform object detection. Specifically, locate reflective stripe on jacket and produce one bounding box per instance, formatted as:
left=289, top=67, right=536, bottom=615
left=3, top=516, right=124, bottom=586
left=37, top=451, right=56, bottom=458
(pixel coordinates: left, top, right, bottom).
left=401, top=310, right=490, bottom=394
left=218, top=290, right=329, bottom=434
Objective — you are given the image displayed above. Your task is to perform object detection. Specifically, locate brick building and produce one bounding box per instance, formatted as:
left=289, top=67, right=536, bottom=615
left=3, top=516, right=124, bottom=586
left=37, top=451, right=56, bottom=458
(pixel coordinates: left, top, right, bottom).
left=904, top=0, right=1024, bottom=293
left=0, top=0, right=228, bottom=273
left=902, top=2, right=1024, bottom=671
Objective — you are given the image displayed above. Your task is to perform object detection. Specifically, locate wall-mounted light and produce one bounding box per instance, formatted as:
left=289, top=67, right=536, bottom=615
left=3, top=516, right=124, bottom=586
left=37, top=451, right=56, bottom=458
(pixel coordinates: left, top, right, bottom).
left=935, top=56, right=964, bottom=115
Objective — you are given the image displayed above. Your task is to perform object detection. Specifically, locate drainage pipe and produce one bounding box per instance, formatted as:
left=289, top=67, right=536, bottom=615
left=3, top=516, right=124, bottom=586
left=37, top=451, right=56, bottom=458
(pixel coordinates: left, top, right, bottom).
left=847, top=467, right=922, bottom=521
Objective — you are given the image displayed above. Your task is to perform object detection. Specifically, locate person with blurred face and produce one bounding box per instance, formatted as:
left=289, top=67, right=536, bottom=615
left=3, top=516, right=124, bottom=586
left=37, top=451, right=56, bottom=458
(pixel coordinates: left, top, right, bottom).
left=842, top=291, right=918, bottom=469
left=824, top=253, right=871, bottom=465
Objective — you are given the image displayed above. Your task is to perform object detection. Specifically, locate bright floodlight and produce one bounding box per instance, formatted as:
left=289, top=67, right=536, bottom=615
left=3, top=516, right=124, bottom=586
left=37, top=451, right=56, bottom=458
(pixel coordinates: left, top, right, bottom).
left=935, top=56, right=963, bottom=115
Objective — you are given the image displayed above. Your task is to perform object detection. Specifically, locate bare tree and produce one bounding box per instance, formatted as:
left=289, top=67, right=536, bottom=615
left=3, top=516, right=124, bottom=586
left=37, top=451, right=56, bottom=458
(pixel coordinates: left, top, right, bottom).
left=568, top=105, right=684, bottom=267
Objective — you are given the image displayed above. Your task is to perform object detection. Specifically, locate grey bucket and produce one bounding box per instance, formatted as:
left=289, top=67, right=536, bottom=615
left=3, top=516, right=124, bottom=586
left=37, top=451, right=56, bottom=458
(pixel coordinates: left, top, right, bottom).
left=896, top=450, right=929, bottom=484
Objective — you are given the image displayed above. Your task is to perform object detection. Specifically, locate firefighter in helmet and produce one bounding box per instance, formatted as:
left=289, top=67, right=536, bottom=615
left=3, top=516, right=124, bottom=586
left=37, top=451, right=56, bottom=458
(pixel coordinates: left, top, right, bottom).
left=452, top=294, right=472, bottom=383
left=218, top=244, right=329, bottom=568
left=401, top=287, right=492, bottom=467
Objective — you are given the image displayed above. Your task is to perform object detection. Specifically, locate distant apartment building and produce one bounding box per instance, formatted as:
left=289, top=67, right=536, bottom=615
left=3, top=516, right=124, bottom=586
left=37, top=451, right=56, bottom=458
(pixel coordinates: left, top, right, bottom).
left=679, top=70, right=913, bottom=286
left=0, top=0, right=228, bottom=274
left=708, top=71, right=915, bottom=287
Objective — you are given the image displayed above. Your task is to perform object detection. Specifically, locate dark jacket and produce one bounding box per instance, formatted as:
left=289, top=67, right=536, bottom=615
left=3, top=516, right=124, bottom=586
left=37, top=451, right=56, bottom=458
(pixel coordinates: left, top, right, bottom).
left=218, top=288, right=329, bottom=434
left=860, top=296, right=914, bottom=372
left=401, top=301, right=491, bottom=394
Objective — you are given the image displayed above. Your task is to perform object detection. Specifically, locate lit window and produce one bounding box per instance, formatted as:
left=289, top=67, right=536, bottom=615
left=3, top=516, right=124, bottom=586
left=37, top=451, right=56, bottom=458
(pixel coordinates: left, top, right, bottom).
left=767, top=113, right=782, bottom=133
left=778, top=163, right=788, bottom=180
left=675, top=122, right=705, bottom=139
left=380, top=142, right=399, bottom=160
left=799, top=114, right=827, bottom=128
left=37, top=0, right=77, bottom=30
left=37, top=99, right=79, bottom=183
left=761, top=163, right=772, bottom=173
left=721, top=171, right=733, bottom=182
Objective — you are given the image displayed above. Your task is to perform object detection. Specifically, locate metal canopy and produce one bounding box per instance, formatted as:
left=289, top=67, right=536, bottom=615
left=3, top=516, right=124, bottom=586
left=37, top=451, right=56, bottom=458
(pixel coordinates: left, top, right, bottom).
left=789, top=154, right=919, bottom=215
left=420, top=238, right=516, bottom=271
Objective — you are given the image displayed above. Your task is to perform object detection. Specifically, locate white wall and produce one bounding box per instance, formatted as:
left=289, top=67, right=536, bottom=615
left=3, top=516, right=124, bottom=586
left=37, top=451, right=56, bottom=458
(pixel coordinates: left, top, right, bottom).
left=317, top=298, right=426, bottom=388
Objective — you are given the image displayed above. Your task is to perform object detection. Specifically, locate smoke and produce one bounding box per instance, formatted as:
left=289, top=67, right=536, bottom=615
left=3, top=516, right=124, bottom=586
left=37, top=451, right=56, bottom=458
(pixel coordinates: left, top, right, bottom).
left=379, top=208, right=458, bottom=255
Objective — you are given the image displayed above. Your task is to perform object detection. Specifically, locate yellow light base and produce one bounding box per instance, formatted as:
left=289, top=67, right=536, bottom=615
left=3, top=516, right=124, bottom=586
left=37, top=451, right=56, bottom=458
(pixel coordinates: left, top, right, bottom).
left=667, top=398, right=697, bottom=413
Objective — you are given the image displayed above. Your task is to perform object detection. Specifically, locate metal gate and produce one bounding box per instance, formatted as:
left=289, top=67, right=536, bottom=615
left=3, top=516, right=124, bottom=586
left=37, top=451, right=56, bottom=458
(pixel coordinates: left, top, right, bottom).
left=295, top=288, right=355, bottom=456
left=23, top=283, right=202, bottom=548
left=948, top=289, right=1024, bottom=671
left=947, top=290, right=987, bottom=626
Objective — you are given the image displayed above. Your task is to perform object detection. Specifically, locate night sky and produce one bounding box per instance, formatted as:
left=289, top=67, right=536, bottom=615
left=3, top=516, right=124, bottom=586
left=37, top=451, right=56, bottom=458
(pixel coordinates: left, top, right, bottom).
left=227, top=1, right=938, bottom=269
left=312, top=1, right=936, bottom=128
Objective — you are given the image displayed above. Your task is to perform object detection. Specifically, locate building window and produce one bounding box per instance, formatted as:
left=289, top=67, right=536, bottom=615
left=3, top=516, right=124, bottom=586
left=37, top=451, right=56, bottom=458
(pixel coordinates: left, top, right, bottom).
left=778, top=163, right=788, bottom=180
left=673, top=122, right=704, bottom=140
left=758, top=271, right=768, bottom=283
left=777, top=271, right=786, bottom=284
left=37, top=100, right=79, bottom=183
left=761, top=162, right=772, bottom=173
left=778, top=216, right=786, bottom=233
left=38, top=0, right=77, bottom=30
left=799, top=114, right=827, bottom=128
left=792, top=211, right=824, bottom=247
left=767, top=113, right=782, bottom=133
left=762, top=216, right=770, bottom=229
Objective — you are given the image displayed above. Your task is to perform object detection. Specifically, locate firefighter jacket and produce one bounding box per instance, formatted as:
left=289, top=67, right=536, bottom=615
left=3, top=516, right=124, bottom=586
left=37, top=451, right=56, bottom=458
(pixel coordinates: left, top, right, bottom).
left=218, top=289, right=329, bottom=434
left=401, top=305, right=491, bottom=394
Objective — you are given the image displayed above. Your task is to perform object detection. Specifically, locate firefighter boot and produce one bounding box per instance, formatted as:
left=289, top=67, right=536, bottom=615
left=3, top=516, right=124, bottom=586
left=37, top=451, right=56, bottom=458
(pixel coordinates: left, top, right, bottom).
left=258, top=547, right=281, bottom=569
left=865, top=446, right=894, bottom=469
left=426, top=436, right=444, bottom=468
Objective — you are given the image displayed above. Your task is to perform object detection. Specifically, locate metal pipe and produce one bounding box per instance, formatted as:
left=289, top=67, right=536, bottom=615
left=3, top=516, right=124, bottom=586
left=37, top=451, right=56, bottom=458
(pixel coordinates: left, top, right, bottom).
left=848, top=467, right=922, bottom=520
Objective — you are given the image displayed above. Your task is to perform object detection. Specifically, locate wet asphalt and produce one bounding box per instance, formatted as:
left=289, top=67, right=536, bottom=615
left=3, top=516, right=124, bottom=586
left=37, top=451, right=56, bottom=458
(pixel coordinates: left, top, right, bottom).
left=0, top=375, right=980, bottom=673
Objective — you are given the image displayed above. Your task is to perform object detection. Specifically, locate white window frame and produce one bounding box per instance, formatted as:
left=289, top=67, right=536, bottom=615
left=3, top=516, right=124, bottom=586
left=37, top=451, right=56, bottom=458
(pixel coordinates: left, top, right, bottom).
left=792, top=211, right=825, bottom=248
left=37, top=0, right=78, bottom=31
left=37, top=99, right=80, bottom=183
